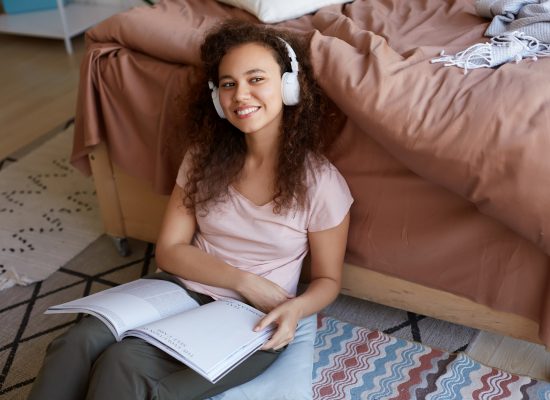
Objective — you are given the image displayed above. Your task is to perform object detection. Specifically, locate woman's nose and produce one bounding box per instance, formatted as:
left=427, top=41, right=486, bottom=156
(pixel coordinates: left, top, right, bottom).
left=233, top=83, right=251, bottom=101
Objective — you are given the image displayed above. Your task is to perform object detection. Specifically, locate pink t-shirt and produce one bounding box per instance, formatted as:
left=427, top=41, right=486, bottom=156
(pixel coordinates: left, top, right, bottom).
left=175, top=156, right=353, bottom=301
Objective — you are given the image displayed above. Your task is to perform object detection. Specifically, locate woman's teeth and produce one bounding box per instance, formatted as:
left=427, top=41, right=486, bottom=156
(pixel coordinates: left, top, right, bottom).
left=236, top=107, right=259, bottom=116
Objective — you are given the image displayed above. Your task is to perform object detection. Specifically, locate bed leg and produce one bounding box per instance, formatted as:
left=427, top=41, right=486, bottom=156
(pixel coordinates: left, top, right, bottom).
left=88, top=142, right=128, bottom=245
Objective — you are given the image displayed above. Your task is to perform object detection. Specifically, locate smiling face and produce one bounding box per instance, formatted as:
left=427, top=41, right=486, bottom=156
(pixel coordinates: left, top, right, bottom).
left=217, top=42, right=284, bottom=138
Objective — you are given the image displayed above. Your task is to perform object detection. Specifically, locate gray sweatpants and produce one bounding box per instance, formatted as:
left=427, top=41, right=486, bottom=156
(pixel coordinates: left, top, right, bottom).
left=28, top=274, right=281, bottom=400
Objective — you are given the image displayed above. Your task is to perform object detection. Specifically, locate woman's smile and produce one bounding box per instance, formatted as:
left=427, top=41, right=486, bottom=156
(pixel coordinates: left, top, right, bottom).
left=235, top=106, right=260, bottom=118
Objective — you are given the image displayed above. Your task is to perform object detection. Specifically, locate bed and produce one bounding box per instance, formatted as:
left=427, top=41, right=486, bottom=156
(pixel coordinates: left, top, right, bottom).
left=71, top=0, right=550, bottom=348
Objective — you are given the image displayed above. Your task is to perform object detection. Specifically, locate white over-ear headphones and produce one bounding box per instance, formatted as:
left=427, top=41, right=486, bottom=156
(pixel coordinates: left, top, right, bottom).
left=208, top=37, right=300, bottom=119
left=279, top=38, right=300, bottom=106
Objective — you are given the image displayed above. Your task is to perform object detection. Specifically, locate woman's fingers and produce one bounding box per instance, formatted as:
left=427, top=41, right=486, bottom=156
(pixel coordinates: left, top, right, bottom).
left=254, top=310, right=276, bottom=332
left=262, top=323, right=296, bottom=350
left=255, top=306, right=298, bottom=350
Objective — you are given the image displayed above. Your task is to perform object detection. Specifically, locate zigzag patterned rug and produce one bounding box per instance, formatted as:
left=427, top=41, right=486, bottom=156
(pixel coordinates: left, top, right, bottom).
left=313, top=316, right=550, bottom=400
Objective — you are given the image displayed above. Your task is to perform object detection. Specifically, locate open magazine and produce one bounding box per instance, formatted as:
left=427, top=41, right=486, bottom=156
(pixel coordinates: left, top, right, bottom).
left=45, top=278, right=274, bottom=383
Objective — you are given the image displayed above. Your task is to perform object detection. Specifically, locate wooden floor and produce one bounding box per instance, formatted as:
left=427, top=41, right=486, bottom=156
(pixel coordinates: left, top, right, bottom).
left=0, top=33, right=84, bottom=160
left=1, top=31, right=549, bottom=382
left=468, top=331, right=550, bottom=380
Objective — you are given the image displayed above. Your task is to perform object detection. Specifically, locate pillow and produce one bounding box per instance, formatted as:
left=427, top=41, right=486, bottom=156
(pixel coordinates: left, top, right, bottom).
left=216, top=0, right=354, bottom=23
left=208, top=314, right=317, bottom=400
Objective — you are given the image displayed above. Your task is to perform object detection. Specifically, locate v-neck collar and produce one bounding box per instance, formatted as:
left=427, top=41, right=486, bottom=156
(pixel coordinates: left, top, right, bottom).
left=229, top=185, right=274, bottom=208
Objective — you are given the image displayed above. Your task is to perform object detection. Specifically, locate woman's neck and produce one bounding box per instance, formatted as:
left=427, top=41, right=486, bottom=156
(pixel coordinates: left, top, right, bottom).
left=244, top=129, right=281, bottom=168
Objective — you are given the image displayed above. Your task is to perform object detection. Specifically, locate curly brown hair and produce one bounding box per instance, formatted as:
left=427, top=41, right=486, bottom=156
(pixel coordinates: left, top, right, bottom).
left=182, top=20, right=328, bottom=214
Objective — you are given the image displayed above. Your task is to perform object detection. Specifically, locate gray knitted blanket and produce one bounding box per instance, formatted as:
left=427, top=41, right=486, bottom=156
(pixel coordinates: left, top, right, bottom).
left=478, top=0, right=550, bottom=41
left=432, top=0, right=550, bottom=72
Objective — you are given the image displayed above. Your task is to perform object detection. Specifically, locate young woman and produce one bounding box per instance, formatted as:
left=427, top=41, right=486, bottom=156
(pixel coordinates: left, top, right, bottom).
left=29, top=20, right=353, bottom=400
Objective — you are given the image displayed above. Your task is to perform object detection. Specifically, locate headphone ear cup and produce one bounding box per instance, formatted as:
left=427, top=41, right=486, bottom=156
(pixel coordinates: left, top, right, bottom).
left=281, top=72, right=300, bottom=106
left=210, top=85, right=226, bottom=119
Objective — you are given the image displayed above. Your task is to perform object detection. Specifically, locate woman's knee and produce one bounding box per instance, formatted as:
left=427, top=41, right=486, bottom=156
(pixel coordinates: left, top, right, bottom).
left=91, top=339, right=138, bottom=377
left=46, top=316, right=114, bottom=358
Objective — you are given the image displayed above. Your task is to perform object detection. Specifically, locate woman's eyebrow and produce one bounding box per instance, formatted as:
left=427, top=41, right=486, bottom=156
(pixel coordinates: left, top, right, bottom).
left=244, top=68, right=267, bottom=75
left=219, top=68, right=267, bottom=81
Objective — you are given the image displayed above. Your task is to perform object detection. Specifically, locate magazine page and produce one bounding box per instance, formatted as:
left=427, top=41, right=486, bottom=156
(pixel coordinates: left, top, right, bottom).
left=123, top=299, right=274, bottom=382
left=46, top=279, right=199, bottom=339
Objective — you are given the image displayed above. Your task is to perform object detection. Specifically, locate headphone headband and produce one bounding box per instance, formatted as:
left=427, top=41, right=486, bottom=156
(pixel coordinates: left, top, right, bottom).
left=278, top=38, right=299, bottom=73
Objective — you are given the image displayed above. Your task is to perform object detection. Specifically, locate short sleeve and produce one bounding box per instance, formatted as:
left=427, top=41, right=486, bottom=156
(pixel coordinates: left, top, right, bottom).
left=175, top=152, right=192, bottom=188
left=307, top=162, right=354, bottom=232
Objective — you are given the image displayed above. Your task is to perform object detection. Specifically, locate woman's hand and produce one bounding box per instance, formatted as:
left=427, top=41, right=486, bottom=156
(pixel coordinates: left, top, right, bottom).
left=237, top=272, right=294, bottom=313
left=253, top=213, right=351, bottom=351
left=254, top=299, right=303, bottom=351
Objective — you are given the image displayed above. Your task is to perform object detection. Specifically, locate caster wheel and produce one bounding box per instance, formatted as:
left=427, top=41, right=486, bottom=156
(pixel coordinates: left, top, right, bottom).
left=112, top=237, right=131, bottom=257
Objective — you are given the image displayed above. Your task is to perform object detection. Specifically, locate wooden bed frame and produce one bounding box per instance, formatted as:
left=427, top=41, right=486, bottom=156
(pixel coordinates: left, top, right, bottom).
left=88, top=141, right=543, bottom=346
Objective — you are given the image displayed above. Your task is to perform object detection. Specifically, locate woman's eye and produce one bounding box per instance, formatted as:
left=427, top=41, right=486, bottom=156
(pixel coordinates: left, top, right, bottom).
left=250, top=77, right=264, bottom=83
left=220, top=82, right=234, bottom=88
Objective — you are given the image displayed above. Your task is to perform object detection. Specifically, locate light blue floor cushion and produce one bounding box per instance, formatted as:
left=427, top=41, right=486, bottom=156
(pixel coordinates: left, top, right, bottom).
left=209, top=314, right=317, bottom=400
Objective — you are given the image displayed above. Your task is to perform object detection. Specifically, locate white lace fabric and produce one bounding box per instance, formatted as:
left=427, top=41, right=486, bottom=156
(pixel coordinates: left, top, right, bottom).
left=431, top=31, right=550, bottom=73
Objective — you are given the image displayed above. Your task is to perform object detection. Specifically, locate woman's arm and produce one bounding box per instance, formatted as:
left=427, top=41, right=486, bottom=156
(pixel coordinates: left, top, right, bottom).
left=156, top=185, right=292, bottom=305
left=156, top=185, right=243, bottom=289
left=255, top=212, right=350, bottom=350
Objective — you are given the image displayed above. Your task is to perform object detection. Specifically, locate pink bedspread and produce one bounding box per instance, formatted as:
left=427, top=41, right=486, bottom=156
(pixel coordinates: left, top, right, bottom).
left=72, top=0, right=550, bottom=344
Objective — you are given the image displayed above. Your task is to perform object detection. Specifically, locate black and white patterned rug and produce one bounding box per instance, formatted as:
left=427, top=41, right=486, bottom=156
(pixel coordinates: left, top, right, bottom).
left=0, top=124, right=102, bottom=291
left=0, top=236, right=477, bottom=399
